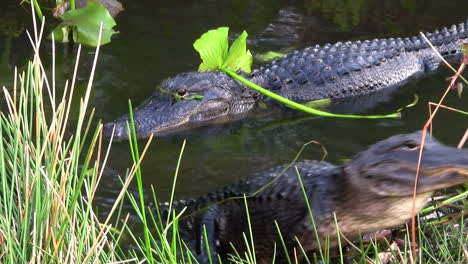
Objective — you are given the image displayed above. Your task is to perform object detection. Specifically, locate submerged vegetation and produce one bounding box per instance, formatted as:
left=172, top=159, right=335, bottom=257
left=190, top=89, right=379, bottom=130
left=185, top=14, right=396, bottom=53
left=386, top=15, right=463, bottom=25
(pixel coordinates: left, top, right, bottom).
left=0, top=6, right=467, bottom=264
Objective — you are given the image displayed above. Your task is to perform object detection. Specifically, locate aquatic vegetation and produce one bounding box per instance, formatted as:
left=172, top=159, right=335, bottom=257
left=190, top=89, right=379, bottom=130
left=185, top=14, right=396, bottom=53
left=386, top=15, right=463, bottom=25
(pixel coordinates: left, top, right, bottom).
left=25, top=0, right=120, bottom=46
left=52, top=0, right=118, bottom=46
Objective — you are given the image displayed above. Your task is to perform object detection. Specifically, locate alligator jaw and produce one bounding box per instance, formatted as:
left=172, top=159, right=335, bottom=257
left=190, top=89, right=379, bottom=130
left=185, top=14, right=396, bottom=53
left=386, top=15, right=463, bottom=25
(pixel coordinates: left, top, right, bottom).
left=102, top=95, right=232, bottom=139
left=103, top=94, right=197, bottom=139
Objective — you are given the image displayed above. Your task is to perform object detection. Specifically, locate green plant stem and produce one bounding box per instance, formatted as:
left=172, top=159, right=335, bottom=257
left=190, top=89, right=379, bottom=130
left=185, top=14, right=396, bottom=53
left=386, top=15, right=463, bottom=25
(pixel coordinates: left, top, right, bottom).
left=202, top=226, right=213, bottom=264
left=70, top=0, right=76, bottom=10
left=167, top=139, right=186, bottom=223
left=274, top=221, right=292, bottom=264
left=32, top=0, right=43, bottom=21
left=127, top=101, right=154, bottom=264
left=221, top=67, right=401, bottom=119
left=420, top=190, right=468, bottom=213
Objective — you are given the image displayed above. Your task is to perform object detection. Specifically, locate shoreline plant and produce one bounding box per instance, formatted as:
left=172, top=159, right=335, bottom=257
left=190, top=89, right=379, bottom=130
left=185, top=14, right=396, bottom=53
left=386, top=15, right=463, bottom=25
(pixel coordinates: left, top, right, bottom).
left=0, top=11, right=129, bottom=263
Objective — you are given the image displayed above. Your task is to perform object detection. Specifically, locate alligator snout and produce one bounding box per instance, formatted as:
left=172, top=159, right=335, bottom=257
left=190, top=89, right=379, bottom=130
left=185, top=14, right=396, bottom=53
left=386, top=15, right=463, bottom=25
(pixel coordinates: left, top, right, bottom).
left=102, top=121, right=131, bottom=139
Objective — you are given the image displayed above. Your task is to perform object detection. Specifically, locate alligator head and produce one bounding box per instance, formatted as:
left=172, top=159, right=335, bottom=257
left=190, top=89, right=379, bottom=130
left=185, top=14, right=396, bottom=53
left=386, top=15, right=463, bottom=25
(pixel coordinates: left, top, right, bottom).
left=103, top=71, right=255, bottom=139
left=334, top=131, right=468, bottom=238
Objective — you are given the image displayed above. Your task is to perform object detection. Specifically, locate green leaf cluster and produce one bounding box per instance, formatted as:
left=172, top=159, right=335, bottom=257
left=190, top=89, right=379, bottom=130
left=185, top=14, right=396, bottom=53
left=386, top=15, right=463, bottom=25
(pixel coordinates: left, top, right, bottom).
left=193, top=27, right=253, bottom=73
left=52, top=0, right=117, bottom=46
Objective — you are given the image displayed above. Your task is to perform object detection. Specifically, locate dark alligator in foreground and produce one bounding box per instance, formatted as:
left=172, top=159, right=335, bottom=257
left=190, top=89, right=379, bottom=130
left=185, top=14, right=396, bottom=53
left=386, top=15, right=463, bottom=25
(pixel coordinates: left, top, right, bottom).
left=104, top=21, right=468, bottom=139
left=156, top=131, right=468, bottom=263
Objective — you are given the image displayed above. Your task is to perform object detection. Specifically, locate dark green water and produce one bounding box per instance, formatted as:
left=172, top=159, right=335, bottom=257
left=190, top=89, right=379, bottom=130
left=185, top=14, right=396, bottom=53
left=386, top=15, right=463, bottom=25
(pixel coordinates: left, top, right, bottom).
left=0, top=0, right=467, bottom=203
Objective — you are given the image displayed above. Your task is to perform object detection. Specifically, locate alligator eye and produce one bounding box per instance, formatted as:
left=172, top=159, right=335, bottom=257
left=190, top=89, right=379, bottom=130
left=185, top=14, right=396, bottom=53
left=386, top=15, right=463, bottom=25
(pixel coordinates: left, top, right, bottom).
left=401, top=142, right=419, bottom=151
left=177, top=89, right=188, bottom=97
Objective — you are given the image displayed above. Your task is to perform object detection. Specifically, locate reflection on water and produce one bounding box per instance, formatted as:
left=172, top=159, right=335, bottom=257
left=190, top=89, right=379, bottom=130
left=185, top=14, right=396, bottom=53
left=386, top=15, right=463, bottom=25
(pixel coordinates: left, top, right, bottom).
left=0, top=0, right=467, bottom=206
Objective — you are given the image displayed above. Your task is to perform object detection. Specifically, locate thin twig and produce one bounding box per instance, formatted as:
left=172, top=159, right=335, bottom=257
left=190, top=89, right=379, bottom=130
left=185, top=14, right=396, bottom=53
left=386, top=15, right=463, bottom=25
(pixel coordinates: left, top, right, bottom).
left=457, top=128, right=468, bottom=149
left=410, top=45, right=467, bottom=261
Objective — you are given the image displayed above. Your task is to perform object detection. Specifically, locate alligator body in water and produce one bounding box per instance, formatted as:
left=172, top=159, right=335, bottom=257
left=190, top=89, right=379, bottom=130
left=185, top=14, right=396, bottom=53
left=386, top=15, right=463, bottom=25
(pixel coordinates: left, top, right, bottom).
left=104, top=21, right=468, bottom=139
left=156, top=131, right=468, bottom=263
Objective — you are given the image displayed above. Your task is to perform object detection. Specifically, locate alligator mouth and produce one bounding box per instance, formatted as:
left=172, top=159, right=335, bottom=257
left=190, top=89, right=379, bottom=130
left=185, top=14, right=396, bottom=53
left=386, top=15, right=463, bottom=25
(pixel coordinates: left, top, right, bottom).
left=422, top=166, right=468, bottom=176
left=102, top=96, right=234, bottom=139
left=189, top=101, right=230, bottom=122
left=416, top=165, right=468, bottom=189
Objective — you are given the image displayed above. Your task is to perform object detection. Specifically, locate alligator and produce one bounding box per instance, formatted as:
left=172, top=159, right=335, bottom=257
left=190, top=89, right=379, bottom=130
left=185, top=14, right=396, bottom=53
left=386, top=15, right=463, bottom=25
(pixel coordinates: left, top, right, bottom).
left=103, top=21, right=468, bottom=139
left=155, top=131, right=468, bottom=263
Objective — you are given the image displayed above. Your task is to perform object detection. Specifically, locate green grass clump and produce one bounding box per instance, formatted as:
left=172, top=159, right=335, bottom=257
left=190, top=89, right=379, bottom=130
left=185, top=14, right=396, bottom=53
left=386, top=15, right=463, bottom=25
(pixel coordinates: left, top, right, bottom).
left=0, top=17, right=130, bottom=263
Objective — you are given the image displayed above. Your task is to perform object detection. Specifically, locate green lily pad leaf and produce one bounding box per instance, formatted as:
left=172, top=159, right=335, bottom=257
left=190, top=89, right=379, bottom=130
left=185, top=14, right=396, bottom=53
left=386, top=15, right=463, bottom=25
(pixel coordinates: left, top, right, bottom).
left=52, top=25, right=71, bottom=43
left=52, top=0, right=117, bottom=46
left=194, top=27, right=253, bottom=73
left=194, top=27, right=229, bottom=72
left=236, top=50, right=253, bottom=73
left=223, top=30, right=252, bottom=73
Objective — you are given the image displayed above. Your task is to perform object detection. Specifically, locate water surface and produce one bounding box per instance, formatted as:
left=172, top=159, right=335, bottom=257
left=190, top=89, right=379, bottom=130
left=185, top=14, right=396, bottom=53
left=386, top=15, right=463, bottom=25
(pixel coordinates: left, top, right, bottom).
left=0, top=0, right=467, bottom=202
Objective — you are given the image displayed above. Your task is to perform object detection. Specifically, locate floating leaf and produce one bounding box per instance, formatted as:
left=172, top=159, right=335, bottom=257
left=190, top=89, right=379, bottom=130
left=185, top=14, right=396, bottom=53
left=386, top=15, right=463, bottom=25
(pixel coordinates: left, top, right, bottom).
left=235, top=50, right=253, bottom=73
left=193, top=27, right=252, bottom=73
left=257, top=102, right=268, bottom=109
left=193, top=27, right=229, bottom=71
left=223, top=30, right=253, bottom=73
left=52, top=25, right=71, bottom=43
left=255, top=51, right=286, bottom=63
left=52, top=0, right=117, bottom=46
left=302, top=98, right=331, bottom=110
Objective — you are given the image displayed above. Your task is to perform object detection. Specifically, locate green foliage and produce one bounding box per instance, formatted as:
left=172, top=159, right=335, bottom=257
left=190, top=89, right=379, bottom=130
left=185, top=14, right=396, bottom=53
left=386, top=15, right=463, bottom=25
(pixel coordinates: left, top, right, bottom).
left=174, top=94, right=204, bottom=102
left=52, top=0, right=117, bottom=46
left=223, top=31, right=253, bottom=73
left=0, top=17, right=126, bottom=263
left=194, top=27, right=228, bottom=72
left=301, top=98, right=331, bottom=110
left=255, top=50, right=286, bottom=63
left=194, top=27, right=253, bottom=73
left=462, top=43, right=468, bottom=56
